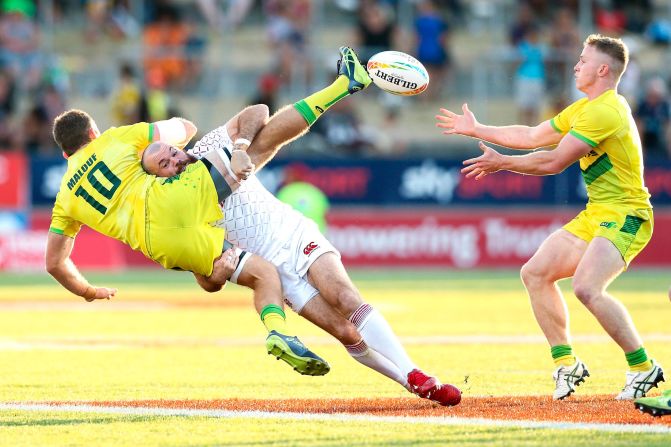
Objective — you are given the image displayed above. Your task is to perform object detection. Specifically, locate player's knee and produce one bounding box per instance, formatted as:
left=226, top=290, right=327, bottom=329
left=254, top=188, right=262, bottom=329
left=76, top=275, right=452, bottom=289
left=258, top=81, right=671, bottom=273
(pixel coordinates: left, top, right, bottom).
left=520, top=262, right=542, bottom=287
left=572, top=279, right=600, bottom=306
left=331, top=288, right=362, bottom=317
left=334, top=321, right=361, bottom=345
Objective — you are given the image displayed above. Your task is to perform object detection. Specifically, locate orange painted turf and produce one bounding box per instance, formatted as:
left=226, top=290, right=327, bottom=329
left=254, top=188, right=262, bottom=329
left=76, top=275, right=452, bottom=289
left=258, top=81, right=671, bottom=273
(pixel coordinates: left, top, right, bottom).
left=48, top=396, right=671, bottom=426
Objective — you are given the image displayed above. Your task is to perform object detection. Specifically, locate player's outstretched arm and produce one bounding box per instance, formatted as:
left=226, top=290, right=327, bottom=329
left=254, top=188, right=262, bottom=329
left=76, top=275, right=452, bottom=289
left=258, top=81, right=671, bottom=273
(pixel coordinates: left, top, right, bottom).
left=462, top=133, right=592, bottom=179
left=436, top=103, right=562, bottom=150
left=45, top=232, right=117, bottom=302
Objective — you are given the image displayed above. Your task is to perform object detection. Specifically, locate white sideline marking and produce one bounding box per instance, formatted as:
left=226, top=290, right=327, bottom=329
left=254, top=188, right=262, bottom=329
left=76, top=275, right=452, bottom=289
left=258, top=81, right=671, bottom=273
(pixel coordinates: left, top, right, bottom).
left=0, top=403, right=668, bottom=434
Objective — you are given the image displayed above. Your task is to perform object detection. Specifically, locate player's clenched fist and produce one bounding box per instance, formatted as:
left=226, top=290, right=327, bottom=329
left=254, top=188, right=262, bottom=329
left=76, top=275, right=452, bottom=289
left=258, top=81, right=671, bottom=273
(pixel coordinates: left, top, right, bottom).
left=83, top=286, right=117, bottom=302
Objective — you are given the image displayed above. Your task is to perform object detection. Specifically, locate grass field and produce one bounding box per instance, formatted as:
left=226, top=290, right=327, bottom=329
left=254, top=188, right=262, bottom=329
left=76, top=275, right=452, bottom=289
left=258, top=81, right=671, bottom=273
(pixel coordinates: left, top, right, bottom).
left=0, top=268, right=670, bottom=446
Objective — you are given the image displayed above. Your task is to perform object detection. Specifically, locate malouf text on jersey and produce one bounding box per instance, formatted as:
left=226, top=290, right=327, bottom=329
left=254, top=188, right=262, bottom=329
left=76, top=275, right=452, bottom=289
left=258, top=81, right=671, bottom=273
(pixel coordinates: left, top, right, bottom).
left=66, top=154, right=97, bottom=190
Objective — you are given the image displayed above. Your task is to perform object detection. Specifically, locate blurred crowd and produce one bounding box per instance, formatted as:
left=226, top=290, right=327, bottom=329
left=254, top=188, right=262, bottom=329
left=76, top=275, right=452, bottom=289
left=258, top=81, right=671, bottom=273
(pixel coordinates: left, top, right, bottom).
left=0, top=0, right=670, bottom=159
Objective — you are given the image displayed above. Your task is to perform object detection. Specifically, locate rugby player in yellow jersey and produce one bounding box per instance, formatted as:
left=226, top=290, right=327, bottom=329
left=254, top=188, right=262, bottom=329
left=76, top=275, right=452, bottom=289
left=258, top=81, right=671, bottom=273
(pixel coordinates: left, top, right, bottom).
left=45, top=46, right=373, bottom=377
left=45, top=108, right=331, bottom=376
left=436, top=34, right=664, bottom=400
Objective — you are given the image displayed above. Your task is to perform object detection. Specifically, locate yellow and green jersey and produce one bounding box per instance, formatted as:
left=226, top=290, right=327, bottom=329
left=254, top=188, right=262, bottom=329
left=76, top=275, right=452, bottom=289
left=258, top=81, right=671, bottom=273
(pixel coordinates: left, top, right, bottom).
left=50, top=123, right=154, bottom=252
left=550, top=89, right=651, bottom=208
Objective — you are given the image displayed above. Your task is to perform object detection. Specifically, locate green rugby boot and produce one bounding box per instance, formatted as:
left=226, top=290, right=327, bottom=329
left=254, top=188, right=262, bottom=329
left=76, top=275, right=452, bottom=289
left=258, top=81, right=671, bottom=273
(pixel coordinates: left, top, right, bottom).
left=266, top=330, right=330, bottom=376
left=337, top=46, right=372, bottom=94
left=635, top=389, right=671, bottom=417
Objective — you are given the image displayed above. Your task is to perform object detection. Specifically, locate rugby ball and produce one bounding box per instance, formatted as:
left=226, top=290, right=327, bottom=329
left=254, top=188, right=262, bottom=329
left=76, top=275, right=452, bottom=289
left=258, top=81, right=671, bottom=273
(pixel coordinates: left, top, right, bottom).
left=366, top=51, right=429, bottom=96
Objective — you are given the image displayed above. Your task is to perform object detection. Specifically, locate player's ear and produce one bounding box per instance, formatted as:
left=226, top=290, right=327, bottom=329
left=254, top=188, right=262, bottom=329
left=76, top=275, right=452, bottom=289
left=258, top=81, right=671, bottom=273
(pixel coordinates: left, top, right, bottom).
left=62, top=151, right=69, bottom=160
left=598, top=64, right=609, bottom=77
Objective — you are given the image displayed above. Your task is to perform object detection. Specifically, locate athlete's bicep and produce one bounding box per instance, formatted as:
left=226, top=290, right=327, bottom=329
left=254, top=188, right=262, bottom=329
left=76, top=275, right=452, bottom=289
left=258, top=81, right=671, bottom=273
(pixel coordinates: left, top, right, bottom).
left=551, top=133, right=593, bottom=172
left=529, top=121, right=564, bottom=148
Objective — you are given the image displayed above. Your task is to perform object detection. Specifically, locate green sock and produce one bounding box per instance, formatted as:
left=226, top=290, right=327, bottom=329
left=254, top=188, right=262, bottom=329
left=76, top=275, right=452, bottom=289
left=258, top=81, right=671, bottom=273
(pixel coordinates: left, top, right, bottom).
left=293, top=76, right=350, bottom=126
left=626, top=347, right=653, bottom=372
left=551, top=344, right=576, bottom=367
left=260, top=304, right=287, bottom=334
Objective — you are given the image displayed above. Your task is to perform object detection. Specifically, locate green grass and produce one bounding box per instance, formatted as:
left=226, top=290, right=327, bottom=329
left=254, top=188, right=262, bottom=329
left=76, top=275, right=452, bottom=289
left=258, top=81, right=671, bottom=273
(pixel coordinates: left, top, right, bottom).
left=0, top=268, right=669, bottom=446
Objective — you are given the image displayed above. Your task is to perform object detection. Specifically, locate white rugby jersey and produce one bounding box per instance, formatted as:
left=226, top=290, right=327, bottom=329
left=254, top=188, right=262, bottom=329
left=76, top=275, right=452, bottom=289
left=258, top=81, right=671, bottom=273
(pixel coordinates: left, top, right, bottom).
left=190, top=124, right=304, bottom=261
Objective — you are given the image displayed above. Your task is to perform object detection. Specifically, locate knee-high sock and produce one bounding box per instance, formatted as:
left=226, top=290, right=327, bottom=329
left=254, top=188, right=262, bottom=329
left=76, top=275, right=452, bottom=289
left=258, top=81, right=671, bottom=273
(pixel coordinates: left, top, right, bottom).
left=349, top=303, right=417, bottom=377
left=345, top=339, right=407, bottom=387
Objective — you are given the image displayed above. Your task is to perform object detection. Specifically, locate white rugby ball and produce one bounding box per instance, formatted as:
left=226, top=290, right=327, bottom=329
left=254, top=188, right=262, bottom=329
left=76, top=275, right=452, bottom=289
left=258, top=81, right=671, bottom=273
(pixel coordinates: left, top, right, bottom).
left=366, top=51, right=429, bottom=96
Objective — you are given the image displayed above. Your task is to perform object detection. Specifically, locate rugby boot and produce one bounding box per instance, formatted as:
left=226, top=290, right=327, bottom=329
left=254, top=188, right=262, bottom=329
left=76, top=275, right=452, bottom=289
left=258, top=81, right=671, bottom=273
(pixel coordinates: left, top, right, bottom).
left=407, top=368, right=461, bottom=406
left=553, top=359, right=589, bottom=400
left=616, top=360, right=664, bottom=400
left=266, top=330, right=330, bottom=376
left=337, top=46, right=372, bottom=94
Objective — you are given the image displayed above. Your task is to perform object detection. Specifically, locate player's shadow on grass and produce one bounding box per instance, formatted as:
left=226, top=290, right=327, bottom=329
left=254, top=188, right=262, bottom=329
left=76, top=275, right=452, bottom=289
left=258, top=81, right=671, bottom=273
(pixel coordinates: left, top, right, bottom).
left=0, top=415, right=155, bottom=427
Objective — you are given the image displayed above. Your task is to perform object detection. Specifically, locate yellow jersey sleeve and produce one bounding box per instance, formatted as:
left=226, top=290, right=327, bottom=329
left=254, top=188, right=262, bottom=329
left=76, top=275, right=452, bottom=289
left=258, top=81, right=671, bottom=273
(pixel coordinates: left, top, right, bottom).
left=550, top=99, right=584, bottom=134
left=49, top=192, right=82, bottom=238
left=569, top=103, right=621, bottom=148
left=107, top=123, right=154, bottom=155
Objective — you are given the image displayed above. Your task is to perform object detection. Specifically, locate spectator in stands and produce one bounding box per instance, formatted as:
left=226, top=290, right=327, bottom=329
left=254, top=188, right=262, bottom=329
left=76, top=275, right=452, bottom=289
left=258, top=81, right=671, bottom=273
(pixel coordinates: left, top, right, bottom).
left=143, top=2, right=190, bottom=89
left=20, top=82, right=66, bottom=154
left=108, top=0, right=140, bottom=40
left=635, top=77, right=671, bottom=160
left=508, top=2, right=534, bottom=47
left=264, top=0, right=312, bottom=89
left=547, top=8, right=580, bottom=100
left=354, top=0, right=401, bottom=64
left=85, top=0, right=138, bottom=41
left=594, top=4, right=626, bottom=35
left=372, top=106, right=408, bottom=156
left=249, top=72, right=282, bottom=114
left=0, top=67, right=17, bottom=150
left=311, top=98, right=375, bottom=156
left=514, top=23, right=546, bottom=126
left=139, top=68, right=171, bottom=122
left=414, top=0, right=451, bottom=101
left=0, top=0, right=42, bottom=91
left=111, top=63, right=141, bottom=125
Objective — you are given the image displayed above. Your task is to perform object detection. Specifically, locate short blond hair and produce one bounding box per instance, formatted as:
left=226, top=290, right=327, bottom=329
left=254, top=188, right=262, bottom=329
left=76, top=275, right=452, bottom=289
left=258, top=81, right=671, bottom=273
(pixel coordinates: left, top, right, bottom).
left=584, top=34, right=628, bottom=81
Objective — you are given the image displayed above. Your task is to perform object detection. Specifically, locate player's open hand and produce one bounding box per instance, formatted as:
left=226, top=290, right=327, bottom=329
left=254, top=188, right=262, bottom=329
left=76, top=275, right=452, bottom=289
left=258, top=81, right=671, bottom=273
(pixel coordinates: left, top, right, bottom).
left=461, top=141, right=503, bottom=180
left=84, top=286, right=117, bottom=302
left=436, top=103, right=478, bottom=137
left=231, top=149, right=255, bottom=181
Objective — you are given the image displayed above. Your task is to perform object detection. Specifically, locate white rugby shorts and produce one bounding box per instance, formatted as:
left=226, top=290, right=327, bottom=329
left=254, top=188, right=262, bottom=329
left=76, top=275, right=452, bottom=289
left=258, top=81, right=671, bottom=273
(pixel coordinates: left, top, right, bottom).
left=270, top=216, right=339, bottom=314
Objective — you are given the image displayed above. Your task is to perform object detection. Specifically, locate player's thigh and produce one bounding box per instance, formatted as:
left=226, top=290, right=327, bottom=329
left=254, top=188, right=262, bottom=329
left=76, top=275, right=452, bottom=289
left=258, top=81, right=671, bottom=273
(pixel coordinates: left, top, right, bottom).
left=522, top=229, right=586, bottom=282
left=572, top=237, right=625, bottom=293
left=235, top=253, right=281, bottom=290
left=299, top=294, right=361, bottom=345
left=307, top=252, right=362, bottom=308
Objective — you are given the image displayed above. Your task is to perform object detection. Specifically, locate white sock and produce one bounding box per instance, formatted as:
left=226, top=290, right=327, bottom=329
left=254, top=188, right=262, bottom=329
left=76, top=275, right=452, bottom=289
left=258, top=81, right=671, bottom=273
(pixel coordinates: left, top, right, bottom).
left=345, top=339, right=407, bottom=387
left=349, top=303, right=417, bottom=377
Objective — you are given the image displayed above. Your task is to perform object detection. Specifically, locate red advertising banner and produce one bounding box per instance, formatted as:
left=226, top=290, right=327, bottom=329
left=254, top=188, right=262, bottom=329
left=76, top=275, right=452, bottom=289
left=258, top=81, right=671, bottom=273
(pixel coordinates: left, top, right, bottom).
left=328, top=209, right=671, bottom=267
left=0, top=152, right=28, bottom=208
left=0, top=229, right=131, bottom=272
left=8, top=208, right=670, bottom=271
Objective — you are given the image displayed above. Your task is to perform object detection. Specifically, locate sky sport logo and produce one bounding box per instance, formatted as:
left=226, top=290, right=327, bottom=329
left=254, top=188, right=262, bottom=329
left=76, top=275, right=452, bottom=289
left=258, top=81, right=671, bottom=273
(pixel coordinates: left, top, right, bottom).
left=303, top=242, right=319, bottom=256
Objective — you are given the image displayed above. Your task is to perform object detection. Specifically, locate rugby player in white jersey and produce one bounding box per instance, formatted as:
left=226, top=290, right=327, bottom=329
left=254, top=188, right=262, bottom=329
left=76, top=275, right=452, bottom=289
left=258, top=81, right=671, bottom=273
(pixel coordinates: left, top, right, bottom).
left=143, top=48, right=461, bottom=406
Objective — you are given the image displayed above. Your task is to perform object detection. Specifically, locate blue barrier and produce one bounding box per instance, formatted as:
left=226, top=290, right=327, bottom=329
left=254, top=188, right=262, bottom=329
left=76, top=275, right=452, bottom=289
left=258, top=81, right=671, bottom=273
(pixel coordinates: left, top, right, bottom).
left=30, top=156, right=671, bottom=207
